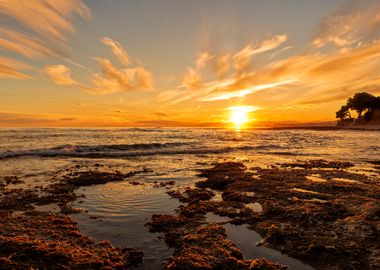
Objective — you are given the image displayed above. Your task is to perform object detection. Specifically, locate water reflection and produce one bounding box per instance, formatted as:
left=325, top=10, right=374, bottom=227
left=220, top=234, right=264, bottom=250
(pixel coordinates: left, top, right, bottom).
left=205, top=213, right=314, bottom=270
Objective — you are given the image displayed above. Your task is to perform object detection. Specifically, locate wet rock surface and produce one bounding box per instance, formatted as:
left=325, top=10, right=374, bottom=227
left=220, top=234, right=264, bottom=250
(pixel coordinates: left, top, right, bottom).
left=0, top=166, right=148, bottom=269
left=1, top=159, right=379, bottom=269
left=148, top=160, right=380, bottom=270
left=146, top=214, right=288, bottom=270
left=0, top=211, right=137, bottom=269
left=0, top=166, right=148, bottom=213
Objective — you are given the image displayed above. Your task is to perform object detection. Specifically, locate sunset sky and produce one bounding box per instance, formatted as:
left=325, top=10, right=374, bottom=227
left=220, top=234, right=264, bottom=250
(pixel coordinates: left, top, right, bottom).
left=1, top=0, right=380, bottom=127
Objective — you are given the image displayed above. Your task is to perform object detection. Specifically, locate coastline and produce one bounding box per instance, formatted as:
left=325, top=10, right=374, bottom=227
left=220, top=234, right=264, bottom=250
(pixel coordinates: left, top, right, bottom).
left=254, top=125, right=380, bottom=131
left=1, top=158, right=379, bottom=269
left=147, top=160, right=380, bottom=269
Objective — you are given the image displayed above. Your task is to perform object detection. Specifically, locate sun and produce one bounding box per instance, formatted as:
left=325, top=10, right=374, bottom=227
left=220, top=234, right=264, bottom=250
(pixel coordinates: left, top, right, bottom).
left=228, top=106, right=254, bottom=128
left=230, top=109, right=248, bottom=126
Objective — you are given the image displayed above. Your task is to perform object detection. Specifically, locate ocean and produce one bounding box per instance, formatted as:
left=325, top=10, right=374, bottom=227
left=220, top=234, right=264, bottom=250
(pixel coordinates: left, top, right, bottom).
left=1, top=128, right=379, bottom=269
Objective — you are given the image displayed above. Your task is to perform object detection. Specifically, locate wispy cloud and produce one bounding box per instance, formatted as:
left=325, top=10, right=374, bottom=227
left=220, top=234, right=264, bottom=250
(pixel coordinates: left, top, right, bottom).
left=0, top=0, right=91, bottom=81
left=44, top=64, right=77, bottom=85
left=233, top=35, right=288, bottom=73
left=195, top=52, right=214, bottom=69
left=46, top=38, right=154, bottom=94
left=181, top=68, right=202, bottom=90
left=270, top=46, right=292, bottom=59
left=312, top=0, right=380, bottom=48
left=80, top=38, right=154, bottom=94
left=158, top=18, right=380, bottom=110
left=200, top=80, right=297, bottom=102
left=83, top=58, right=153, bottom=94
left=215, top=54, right=231, bottom=79
left=102, top=37, right=130, bottom=66
left=0, top=0, right=91, bottom=43
left=0, top=57, right=30, bottom=79
left=158, top=34, right=290, bottom=104
left=0, top=28, right=63, bottom=58
left=260, top=41, right=380, bottom=105
left=63, top=58, right=93, bottom=73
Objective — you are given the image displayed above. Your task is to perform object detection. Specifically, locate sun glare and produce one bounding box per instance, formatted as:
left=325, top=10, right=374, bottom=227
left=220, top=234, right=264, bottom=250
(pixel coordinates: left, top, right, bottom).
left=231, top=109, right=248, bottom=126
left=228, top=106, right=256, bottom=128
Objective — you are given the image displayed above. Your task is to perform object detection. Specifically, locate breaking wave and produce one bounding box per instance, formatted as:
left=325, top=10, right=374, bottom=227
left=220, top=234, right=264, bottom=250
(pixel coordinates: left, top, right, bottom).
left=0, top=142, right=269, bottom=160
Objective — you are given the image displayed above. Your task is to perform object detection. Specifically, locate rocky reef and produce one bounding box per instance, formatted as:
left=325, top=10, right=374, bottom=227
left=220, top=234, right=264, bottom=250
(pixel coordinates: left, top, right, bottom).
left=148, top=160, right=380, bottom=269
left=0, top=166, right=146, bottom=269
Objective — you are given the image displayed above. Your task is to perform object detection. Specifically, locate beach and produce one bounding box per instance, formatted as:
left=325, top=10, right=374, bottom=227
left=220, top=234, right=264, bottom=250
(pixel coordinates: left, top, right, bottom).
left=0, top=128, right=379, bottom=269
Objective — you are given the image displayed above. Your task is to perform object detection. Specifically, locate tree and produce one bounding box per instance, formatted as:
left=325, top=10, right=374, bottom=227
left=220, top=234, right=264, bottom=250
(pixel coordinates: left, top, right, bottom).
left=346, top=92, right=377, bottom=118
left=336, top=92, right=380, bottom=122
left=335, top=105, right=352, bottom=120
left=368, top=96, right=380, bottom=110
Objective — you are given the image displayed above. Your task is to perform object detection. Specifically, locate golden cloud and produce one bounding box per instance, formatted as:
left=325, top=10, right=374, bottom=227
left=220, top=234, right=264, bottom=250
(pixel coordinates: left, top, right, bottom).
left=181, top=68, right=202, bottom=90
left=0, top=28, right=63, bottom=58
left=102, top=37, right=130, bottom=66
left=0, top=57, right=30, bottom=79
left=158, top=27, right=380, bottom=109
left=45, top=37, right=154, bottom=94
left=233, top=35, right=288, bottom=73
left=84, top=58, right=153, bottom=94
left=159, top=34, right=290, bottom=104
left=0, top=0, right=91, bottom=81
left=312, top=0, right=380, bottom=48
left=44, top=65, right=77, bottom=85
left=0, top=0, right=90, bottom=43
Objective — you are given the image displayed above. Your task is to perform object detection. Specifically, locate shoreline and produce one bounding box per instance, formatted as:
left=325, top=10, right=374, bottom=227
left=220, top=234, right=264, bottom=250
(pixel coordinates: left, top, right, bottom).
left=253, top=125, right=380, bottom=131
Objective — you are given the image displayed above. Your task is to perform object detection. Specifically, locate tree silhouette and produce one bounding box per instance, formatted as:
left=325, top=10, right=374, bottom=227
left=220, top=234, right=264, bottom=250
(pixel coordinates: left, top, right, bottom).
left=336, top=105, right=352, bottom=120
left=346, top=92, right=377, bottom=118
left=336, top=92, right=380, bottom=121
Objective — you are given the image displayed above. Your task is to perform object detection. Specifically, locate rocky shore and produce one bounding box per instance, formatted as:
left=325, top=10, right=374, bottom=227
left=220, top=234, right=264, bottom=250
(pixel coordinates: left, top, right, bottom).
left=147, top=160, right=379, bottom=269
left=0, top=166, right=146, bottom=269
left=1, top=159, right=379, bottom=269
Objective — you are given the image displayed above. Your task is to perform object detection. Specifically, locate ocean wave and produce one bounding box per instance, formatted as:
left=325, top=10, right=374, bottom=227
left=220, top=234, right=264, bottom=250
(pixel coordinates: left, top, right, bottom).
left=0, top=143, right=270, bottom=160
left=0, top=147, right=220, bottom=159
left=0, top=142, right=318, bottom=160
left=51, top=142, right=189, bottom=151
left=0, top=142, right=190, bottom=159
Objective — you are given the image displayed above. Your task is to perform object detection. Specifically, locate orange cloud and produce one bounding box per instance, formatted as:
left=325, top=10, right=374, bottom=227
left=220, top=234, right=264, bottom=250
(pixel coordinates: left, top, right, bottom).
left=259, top=42, right=380, bottom=105
left=102, top=37, right=130, bottom=66
left=0, top=28, right=63, bottom=58
left=181, top=68, right=202, bottom=90
left=44, top=65, right=77, bottom=85
left=215, top=54, right=231, bottom=79
left=0, top=0, right=91, bottom=43
left=158, top=34, right=290, bottom=104
left=158, top=28, right=380, bottom=109
left=312, top=0, right=380, bottom=48
left=195, top=52, right=214, bottom=69
left=85, top=58, right=153, bottom=94
left=45, top=38, right=154, bottom=94
left=0, top=57, right=30, bottom=79
left=82, top=38, right=154, bottom=94
left=233, top=35, right=288, bottom=73
left=0, top=0, right=91, bottom=82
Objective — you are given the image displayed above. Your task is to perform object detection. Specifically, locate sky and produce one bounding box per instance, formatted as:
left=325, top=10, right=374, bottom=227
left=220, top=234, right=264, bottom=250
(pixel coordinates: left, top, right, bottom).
left=1, top=0, right=380, bottom=127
